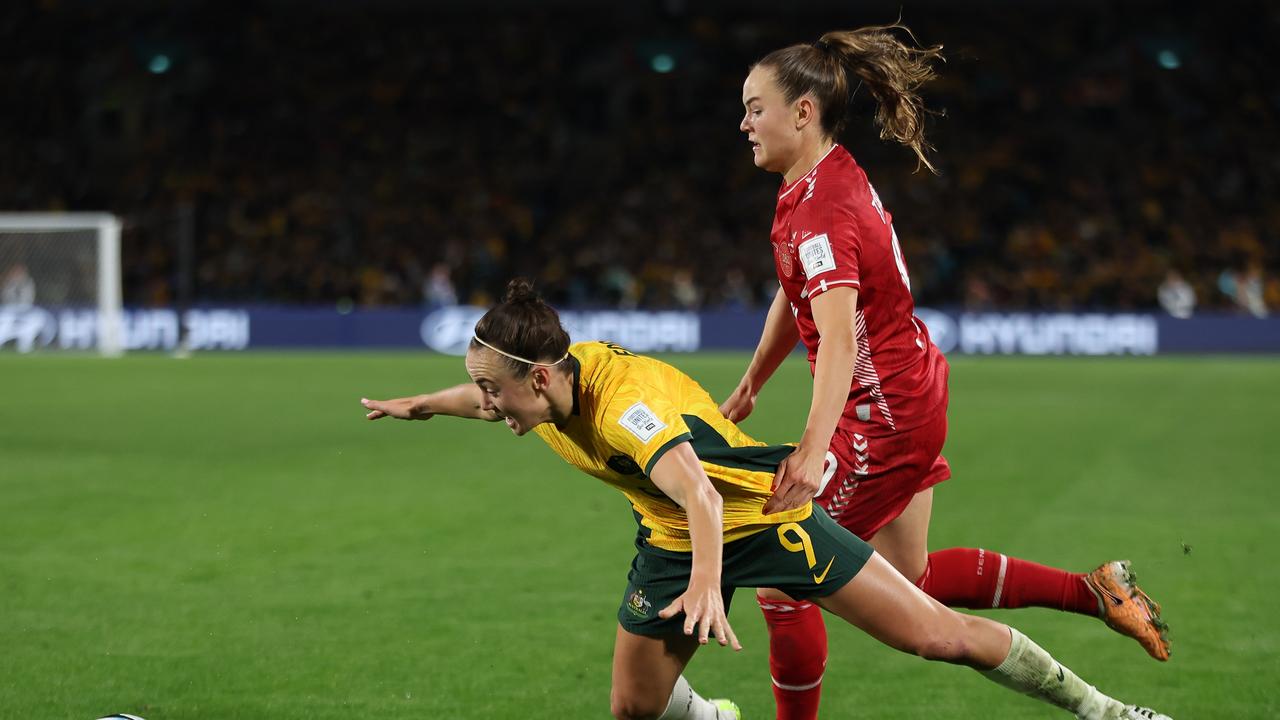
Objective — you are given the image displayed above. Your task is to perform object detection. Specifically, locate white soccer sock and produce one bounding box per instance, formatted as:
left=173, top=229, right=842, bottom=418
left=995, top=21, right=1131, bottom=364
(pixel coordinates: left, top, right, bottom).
left=658, top=675, right=727, bottom=720
left=978, top=629, right=1126, bottom=720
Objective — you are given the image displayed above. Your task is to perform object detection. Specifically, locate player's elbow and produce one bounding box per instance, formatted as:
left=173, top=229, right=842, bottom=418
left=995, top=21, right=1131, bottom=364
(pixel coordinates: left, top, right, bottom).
left=817, top=329, right=856, bottom=358
left=688, top=479, right=723, bottom=515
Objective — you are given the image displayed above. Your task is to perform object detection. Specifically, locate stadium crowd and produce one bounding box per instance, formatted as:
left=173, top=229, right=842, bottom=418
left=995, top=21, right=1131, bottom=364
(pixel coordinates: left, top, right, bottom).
left=4, top=1, right=1277, bottom=313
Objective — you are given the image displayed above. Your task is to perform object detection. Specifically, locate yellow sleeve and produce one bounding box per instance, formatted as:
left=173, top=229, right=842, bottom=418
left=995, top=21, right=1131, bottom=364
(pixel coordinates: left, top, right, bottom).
left=598, top=382, right=693, bottom=477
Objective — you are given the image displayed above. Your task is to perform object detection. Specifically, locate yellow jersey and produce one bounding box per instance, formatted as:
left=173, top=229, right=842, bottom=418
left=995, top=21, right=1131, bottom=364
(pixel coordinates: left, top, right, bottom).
left=533, top=341, right=811, bottom=551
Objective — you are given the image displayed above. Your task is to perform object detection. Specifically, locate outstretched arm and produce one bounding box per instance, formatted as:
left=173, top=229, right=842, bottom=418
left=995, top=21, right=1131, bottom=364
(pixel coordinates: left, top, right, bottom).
left=361, top=384, right=500, bottom=422
left=720, top=286, right=800, bottom=422
left=650, top=442, right=742, bottom=651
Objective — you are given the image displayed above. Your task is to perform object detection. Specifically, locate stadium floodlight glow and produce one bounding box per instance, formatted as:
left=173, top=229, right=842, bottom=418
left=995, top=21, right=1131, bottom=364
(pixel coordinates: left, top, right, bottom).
left=0, top=213, right=124, bottom=356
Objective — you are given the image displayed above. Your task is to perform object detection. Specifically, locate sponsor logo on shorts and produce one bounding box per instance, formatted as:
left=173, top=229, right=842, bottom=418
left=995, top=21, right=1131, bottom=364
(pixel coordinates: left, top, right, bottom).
left=626, top=589, right=653, bottom=618
left=812, top=556, right=836, bottom=584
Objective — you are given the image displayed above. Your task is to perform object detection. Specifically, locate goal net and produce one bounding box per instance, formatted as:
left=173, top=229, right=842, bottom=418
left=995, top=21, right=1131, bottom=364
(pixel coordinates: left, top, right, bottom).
left=0, top=213, right=123, bottom=356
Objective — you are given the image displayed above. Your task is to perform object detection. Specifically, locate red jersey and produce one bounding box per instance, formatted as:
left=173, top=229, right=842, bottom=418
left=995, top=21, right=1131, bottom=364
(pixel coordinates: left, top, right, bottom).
left=770, top=144, right=948, bottom=437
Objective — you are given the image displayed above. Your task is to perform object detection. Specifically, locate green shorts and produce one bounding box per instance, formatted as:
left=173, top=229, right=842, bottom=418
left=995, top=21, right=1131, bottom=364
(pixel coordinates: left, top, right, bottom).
left=618, top=504, right=874, bottom=636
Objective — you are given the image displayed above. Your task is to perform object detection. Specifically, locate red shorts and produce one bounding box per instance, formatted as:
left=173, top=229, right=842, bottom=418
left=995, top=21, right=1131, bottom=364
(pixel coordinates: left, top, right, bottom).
left=814, top=410, right=951, bottom=541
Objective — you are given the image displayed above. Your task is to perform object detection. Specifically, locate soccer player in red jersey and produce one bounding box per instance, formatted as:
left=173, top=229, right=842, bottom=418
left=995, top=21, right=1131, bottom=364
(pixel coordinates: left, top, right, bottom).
left=723, top=23, right=1171, bottom=720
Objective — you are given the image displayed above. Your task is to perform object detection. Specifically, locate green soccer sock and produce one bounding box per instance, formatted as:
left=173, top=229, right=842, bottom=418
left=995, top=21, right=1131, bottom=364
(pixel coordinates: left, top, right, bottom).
left=979, top=628, right=1125, bottom=720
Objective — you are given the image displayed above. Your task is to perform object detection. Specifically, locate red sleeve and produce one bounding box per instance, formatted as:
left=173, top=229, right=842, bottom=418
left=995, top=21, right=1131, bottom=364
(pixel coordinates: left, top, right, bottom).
left=791, top=193, right=862, bottom=300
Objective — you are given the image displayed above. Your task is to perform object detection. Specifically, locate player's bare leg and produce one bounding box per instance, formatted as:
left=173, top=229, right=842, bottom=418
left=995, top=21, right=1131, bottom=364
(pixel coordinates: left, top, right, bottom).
left=814, top=551, right=1170, bottom=719
left=867, top=486, right=933, bottom=582
left=610, top=626, right=738, bottom=720
left=815, top=551, right=1010, bottom=667
left=874, top=487, right=1171, bottom=660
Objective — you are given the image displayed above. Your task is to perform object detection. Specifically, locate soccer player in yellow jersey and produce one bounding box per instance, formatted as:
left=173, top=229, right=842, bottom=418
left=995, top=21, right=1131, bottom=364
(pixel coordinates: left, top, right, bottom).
left=361, top=279, right=1172, bottom=720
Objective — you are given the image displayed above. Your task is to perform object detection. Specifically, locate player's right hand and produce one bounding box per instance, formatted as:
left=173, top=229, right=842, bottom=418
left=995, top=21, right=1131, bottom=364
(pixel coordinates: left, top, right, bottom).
left=719, top=381, right=757, bottom=423
left=361, top=397, right=431, bottom=421
left=659, top=580, right=742, bottom=651
left=762, top=445, right=823, bottom=514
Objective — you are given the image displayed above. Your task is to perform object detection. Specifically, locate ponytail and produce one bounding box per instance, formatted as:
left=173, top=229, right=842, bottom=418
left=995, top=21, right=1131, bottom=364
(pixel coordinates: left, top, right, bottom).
left=756, top=22, right=944, bottom=173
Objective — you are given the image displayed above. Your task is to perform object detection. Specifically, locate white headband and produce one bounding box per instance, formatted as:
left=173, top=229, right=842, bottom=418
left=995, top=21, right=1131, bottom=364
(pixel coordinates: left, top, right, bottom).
left=472, top=335, right=569, bottom=367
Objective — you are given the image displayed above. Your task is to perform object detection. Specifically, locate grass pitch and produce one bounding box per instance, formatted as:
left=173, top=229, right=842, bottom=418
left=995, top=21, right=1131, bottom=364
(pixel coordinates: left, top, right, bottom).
left=1, top=351, right=1277, bottom=719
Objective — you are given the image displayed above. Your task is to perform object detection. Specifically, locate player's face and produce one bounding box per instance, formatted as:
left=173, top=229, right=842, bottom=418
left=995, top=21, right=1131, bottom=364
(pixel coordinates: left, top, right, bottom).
left=741, top=66, right=801, bottom=174
left=465, top=348, right=545, bottom=436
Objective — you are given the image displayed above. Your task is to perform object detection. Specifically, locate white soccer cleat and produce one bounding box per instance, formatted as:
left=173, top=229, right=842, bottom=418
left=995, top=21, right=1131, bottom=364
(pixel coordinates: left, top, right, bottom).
left=710, top=698, right=742, bottom=719
left=1121, top=706, right=1172, bottom=720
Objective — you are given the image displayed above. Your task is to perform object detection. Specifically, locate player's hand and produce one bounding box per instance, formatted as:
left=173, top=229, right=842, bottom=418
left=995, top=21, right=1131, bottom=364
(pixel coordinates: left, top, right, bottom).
left=719, top=381, right=757, bottom=423
left=361, top=397, right=432, bottom=421
left=658, top=578, right=742, bottom=651
left=762, top=446, right=824, bottom=514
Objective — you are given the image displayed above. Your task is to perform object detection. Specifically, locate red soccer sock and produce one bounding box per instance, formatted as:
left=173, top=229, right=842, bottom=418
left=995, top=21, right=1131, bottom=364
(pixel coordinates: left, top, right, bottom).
left=917, top=547, right=1099, bottom=616
left=758, top=597, right=827, bottom=720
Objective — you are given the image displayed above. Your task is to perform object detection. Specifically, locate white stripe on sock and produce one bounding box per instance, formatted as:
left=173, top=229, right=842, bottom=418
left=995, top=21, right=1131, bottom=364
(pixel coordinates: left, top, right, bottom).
left=990, top=553, right=1009, bottom=608
left=771, top=674, right=824, bottom=692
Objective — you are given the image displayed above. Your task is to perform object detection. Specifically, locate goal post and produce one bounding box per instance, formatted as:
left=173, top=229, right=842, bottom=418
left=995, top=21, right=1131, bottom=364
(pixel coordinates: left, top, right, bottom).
left=0, top=212, right=124, bottom=356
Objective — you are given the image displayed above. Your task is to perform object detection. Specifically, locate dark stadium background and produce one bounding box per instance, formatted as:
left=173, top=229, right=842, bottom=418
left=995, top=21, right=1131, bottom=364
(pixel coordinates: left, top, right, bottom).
left=5, top=0, right=1276, bottom=314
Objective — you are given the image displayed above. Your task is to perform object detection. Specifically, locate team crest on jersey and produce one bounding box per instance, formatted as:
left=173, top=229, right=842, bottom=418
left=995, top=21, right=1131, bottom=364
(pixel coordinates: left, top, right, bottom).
left=776, top=241, right=794, bottom=278
left=777, top=232, right=800, bottom=278
left=607, top=454, right=643, bottom=476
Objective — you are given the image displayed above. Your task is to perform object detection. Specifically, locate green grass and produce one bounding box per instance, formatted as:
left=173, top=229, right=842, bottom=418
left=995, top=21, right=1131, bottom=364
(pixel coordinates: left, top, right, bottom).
left=1, top=352, right=1278, bottom=719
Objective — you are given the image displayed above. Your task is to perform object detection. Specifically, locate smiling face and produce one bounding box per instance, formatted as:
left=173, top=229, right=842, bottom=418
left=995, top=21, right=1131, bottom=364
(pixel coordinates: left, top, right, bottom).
left=741, top=65, right=806, bottom=175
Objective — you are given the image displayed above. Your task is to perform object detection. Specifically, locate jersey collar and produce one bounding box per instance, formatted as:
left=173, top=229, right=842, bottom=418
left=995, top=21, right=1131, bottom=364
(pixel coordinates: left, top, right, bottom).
left=778, top=143, right=840, bottom=201
left=569, top=352, right=582, bottom=416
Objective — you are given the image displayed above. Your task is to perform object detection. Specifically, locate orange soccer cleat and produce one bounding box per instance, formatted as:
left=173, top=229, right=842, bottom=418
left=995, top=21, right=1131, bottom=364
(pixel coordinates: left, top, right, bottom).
left=1085, top=560, right=1171, bottom=661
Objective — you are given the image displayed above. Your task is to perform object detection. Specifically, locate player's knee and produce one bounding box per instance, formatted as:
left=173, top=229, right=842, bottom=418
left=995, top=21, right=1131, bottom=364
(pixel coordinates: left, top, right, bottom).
left=913, top=631, right=969, bottom=662
left=907, top=616, right=973, bottom=663
left=609, top=687, right=666, bottom=720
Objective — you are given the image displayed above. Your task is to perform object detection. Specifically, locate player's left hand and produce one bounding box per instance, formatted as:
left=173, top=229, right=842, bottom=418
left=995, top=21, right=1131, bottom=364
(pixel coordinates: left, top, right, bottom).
left=659, top=580, right=742, bottom=651
left=763, top=446, right=824, bottom=514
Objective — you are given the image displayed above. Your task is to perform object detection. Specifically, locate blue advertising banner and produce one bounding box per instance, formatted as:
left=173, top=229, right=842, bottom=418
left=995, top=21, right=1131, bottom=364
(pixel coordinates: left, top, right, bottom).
left=1, top=305, right=1277, bottom=354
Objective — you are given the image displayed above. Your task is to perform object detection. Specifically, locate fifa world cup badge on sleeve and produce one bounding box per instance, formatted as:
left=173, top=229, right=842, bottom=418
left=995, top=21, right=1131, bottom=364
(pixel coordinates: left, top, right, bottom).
left=798, top=233, right=836, bottom=278
left=619, top=402, right=666, bottom=442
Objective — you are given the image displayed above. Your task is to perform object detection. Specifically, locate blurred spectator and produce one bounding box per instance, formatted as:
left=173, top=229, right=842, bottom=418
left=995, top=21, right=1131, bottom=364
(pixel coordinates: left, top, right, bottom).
left=719, top=268, right=756, bottom=310
left=423, top=263, right=458, bottom=309
left=1157, top=270, right=1196, bottom=319
left=3, top=3, right=1276, bottom=311
left=671, top=269, right=701, bottom=310
left=1219, top=262, right=1269, bottom=317
left=1, top=263, right=36, bottom=307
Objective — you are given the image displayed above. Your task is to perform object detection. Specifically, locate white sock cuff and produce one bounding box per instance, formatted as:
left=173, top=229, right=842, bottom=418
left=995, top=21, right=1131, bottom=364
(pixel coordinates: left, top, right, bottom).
left=992, top=627, right=1029, bottom=675
left=659, top=675, right=694, bottom=719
